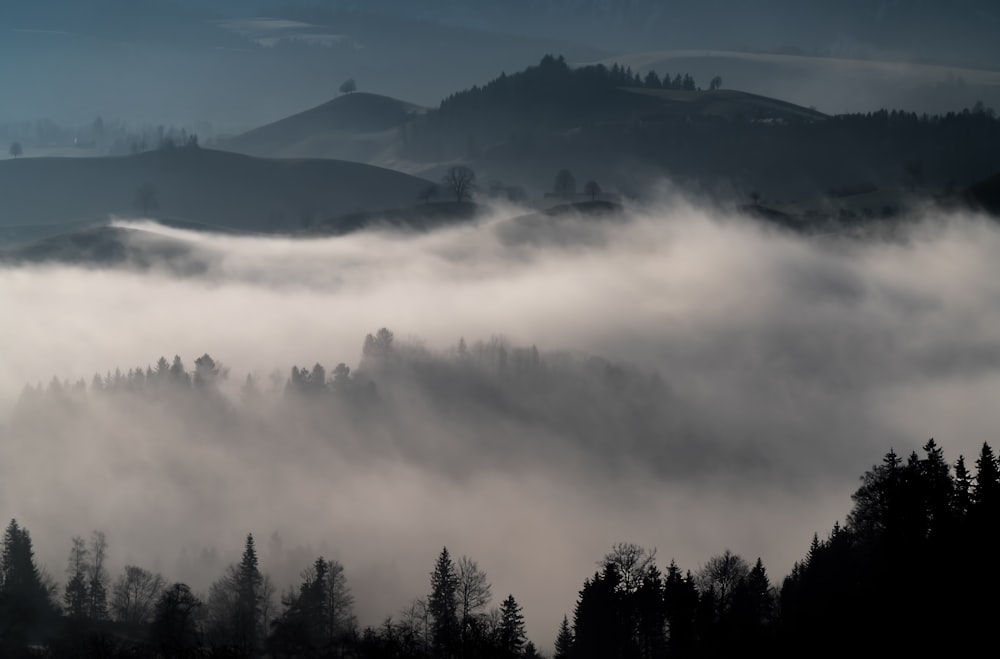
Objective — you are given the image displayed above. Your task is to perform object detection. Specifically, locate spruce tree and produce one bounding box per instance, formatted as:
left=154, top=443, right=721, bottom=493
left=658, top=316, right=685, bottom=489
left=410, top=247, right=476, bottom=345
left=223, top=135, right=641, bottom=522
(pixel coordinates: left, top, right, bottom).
left=235, top=533, right=263, bottom=655
left=428, top=547, right=459, bottom=658
left=553, top=614, right=573, bottom=659
left=498, top=594, right=526, bottom=658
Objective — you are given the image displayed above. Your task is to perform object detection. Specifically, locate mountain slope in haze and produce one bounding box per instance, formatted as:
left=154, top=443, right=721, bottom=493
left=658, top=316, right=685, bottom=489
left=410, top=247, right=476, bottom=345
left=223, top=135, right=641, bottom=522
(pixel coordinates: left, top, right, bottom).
left=220, top=92, right=425, bottom=163
left=0, top=147, right=433, bottom=239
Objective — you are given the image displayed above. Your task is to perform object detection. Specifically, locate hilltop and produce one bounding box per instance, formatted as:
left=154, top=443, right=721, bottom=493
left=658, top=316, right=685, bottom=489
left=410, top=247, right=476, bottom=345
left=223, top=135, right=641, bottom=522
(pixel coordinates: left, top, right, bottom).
left=220, top=92, right=426, bottom=163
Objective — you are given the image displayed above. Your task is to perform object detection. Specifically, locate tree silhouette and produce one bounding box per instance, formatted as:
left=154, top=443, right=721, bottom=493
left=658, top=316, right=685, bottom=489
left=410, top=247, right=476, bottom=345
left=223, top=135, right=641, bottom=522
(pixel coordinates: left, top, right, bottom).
left=8, top=141, right=22, bottom=158
left=497, top=594, right=526, bottom=658
left=64, top=536, right=89, bottom=620
left=429, top=547, right=460, bottom=658
left=111, top=565, right=165, bottom=625
left=442, top=166, right=477, bottom=202
left=584, top=180, right=602, bottom=201
left=1, top=520, right=57, bottom=650
left=457, top=555, right=492, bottom=651
left=709, top=75, right=723, bottom=91
left=87, top=530, right=109, bottom=621
left=152, top=583, right=202, bottom=656
left=698, top=550, right=750, bottom=620
left=554, top=169, right=576, bottom=197
left=340, top=79, right=357, bottom=94
left=553, top=615, right=573, bottom=659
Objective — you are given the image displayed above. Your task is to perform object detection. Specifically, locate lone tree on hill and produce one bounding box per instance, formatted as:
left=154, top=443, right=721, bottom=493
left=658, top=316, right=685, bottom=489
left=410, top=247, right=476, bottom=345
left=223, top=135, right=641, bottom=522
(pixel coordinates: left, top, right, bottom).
left=584, top=180, right=602, bottom=201
left=709, top=76, right=723, bottom=91
left=442, top=166, right=477, bottom=202
left=339, top=79, right=357, bottom=94
left=9, top=141, right=23, bottom=158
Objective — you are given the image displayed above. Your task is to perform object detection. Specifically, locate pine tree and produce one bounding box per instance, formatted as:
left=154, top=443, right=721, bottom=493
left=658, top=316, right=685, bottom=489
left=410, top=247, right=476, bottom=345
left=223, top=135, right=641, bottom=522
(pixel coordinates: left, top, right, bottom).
left=498, top=594, right=526, bottom=658
left=1, top=520, right=56, bottom=649
left=974, top=442, right=999, bottom=510
left=553, top=614, right=573, bottom=659
left=235, top=533, right=263, bottom=655
left=429, top=547, right=460, bottom=658
left=953, top=455, right=973, bottom=517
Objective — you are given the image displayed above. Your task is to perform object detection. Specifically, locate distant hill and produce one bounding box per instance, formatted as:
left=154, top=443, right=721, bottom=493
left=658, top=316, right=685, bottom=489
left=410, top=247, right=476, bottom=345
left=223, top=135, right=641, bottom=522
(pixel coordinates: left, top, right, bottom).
left=220, top=92, right=426, bottom=163
left=0, top=225, right=211, bottom=274
left=0, top=147, right=433, bottom=240
left=623, top=87, right=827, bottom=122
left=594, top=49, right=1000, bottom=116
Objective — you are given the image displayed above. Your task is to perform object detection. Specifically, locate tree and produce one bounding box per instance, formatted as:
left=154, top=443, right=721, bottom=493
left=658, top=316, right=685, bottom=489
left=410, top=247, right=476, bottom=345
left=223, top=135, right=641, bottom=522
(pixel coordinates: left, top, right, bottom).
left=235, top=533, right=264, bottom=654
left=584, top=180, right=602, bottom=201
left=269, top=557, right=355, bottom=655
left=206, top=534, right=270, bottom=655
left=64, top=536, right=90, bottom=620
left=340, top=78, right=358, bottom=94
left=363, top=327, right=395, bottom=361
left=2, top=520, right=57, bottom=649
left=709, top=76, right=723, bottom=91
left=553, top=615, right=573, bottom=659
left=456, top=555, right=492, bottom=652
left=497, top=594, right=526, bottom=658
left=554, top=169, right=576, bottom=197
left=151, top=583, right=202, bottom=655
left=697, top=550, right=750, bottom=618
left=112, top=565, right=165, bottom=625
left=134, top=181, right=158, bottom=216
left=602, top=542, right=656, bottom=595
left=8, top=141, right=22, bottom=158
left=442, top=166, right=477, bottom=202
left=87, top=530, right=109, bottom=621
left=428, top=547, right=460, bottom=658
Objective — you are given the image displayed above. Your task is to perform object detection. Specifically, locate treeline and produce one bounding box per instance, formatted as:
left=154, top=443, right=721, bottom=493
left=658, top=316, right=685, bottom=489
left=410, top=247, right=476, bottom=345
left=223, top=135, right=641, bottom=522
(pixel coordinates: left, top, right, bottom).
left=3, top=438, right=999, bottom=657
left=404, top=55, right=705, bottom=157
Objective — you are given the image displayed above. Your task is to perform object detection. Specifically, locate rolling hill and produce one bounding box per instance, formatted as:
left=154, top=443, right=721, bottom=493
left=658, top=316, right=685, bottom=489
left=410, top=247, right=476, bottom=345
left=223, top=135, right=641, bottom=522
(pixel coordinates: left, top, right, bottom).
left=0, top=146, right=434, bottom=242
left=0, top=225, right=212, bottom=274
left=219, top=92, right=425, bottom=163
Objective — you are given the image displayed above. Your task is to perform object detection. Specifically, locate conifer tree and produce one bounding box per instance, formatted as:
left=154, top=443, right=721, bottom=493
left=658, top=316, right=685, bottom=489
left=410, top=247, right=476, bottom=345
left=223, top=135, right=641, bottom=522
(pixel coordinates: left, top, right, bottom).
left=553, top=614, right=573, bottom=659
left=497, top=594, right=526, bottom=658
left=429, top=547, right=460, bottom=658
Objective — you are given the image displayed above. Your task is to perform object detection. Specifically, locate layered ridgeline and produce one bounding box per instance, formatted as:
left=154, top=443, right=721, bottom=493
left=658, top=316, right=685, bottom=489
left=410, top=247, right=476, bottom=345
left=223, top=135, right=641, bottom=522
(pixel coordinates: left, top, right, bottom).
left=2, top=329, right=998, bottom=656
left=218, top=55, right=1000, bottom=212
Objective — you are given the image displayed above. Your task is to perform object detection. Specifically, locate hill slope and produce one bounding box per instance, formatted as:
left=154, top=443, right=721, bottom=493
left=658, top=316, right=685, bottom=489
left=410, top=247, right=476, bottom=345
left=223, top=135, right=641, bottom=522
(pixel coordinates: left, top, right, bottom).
left=220, top=92, right=426, bottom=162
left=0, top=147, right=433, bottom=240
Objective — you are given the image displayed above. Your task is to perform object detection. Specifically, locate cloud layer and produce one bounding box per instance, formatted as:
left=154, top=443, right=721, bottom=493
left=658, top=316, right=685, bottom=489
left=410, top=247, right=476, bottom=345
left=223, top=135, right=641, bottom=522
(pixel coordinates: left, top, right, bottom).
left=3, top=202, right=1000, bottom=645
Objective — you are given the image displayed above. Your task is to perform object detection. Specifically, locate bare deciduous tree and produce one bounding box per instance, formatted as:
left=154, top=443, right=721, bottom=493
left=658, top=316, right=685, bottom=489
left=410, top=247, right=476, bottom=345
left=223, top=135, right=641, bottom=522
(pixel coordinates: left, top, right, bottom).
left=442, top=166, right=477, bottom=202
left=112, top=565, right=166, bottom=625
left=457, top=556, right=492, bottom=640
left=697, top=549, right=750, bottom=612
left=602, top=542, right=657, bottom=595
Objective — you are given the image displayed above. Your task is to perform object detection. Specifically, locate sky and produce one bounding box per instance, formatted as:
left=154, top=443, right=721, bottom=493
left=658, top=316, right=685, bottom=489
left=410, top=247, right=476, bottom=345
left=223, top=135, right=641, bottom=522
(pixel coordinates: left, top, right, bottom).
left=4, top=200, right=1000, bottom=646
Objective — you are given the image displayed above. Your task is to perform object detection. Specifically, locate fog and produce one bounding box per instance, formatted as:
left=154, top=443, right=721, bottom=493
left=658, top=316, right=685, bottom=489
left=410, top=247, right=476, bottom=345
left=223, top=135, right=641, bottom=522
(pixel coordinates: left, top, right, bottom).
left=3, top=201, right=1000, bottom=645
